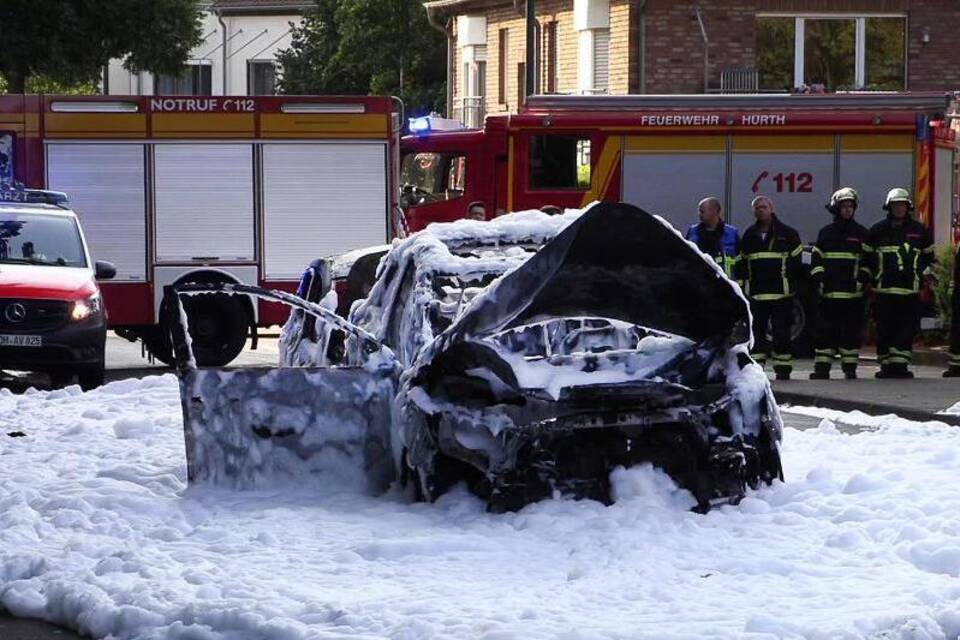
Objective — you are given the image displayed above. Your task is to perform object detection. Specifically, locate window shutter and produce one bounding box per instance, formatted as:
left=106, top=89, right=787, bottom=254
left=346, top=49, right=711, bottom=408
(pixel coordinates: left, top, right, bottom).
left=593, top=29, right=610, bottom=93
left=545, top=22, right=558, bottom=94
left=498, top=29, right=507, bottom=104
left=518, top=62, right=526, bottom=106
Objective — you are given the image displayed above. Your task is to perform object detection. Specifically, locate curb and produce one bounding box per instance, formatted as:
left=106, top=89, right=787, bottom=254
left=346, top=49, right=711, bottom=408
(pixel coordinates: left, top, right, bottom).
left=774, top=390, right=960, bottom=427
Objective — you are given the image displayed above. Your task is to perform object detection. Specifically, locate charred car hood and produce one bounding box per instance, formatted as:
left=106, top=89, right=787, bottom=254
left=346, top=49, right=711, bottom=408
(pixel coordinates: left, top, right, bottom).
left=444, top=202, right=750, bottom=347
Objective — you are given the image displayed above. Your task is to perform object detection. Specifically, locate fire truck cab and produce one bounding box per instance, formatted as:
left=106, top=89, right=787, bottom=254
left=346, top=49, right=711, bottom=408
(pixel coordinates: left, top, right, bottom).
left=1, top=95, right=401, bottom=366
left=400, top=93, right=958, bottom=350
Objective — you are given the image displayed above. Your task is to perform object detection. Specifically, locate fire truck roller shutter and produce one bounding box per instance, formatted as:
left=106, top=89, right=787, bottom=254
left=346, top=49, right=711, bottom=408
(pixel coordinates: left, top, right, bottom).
left=933, top=144, right=954, bottom=246
left=261, top=142, right=389, bottom=281
left=730, top=135, right=834, bottom=244
left=154, top=144, right=255, bottom=263
left=621, top=136, right=727, bottom=230
left=46, top=143, right=147, bottom=281
left=838, top=135, right=914, bottom=233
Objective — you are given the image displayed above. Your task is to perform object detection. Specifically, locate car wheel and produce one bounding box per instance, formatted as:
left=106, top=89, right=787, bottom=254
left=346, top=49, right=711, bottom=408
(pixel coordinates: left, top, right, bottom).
left=49, top=370, right=75, bottom=388
left=78, top=365, right=105, bottom=391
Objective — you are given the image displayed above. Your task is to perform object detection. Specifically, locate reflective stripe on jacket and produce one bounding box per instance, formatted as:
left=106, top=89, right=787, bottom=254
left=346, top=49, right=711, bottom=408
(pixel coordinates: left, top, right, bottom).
left=866, top=216, right=934, bottom=295
left=810, top=218, right=871, bottom=299
left=736, top=216, right=803, bottom=301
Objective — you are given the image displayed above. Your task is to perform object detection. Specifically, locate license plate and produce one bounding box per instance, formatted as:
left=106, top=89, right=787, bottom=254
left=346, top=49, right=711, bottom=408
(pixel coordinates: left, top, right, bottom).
left=0, top=334, right=42, bottom=347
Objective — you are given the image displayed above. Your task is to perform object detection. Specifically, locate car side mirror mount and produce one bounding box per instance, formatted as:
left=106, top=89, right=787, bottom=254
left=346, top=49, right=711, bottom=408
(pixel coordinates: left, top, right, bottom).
left=95, top=260, right=117, bottom=280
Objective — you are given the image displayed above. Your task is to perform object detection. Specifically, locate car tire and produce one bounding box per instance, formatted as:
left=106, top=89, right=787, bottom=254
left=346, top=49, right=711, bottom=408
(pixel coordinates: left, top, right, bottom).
left=78, top=365, right=105, bottom=391
left=49, top=370, right=75, bottom=388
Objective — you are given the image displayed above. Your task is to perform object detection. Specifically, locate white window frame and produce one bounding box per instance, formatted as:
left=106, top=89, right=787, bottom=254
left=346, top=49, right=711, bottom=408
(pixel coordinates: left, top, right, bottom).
left=461, top=45, right=487, bottom=99
left=247, top=59, right=278, bottom=96
left=760, top=13, right=907, bottom=89
left=154, top=59, right=213, bottom=96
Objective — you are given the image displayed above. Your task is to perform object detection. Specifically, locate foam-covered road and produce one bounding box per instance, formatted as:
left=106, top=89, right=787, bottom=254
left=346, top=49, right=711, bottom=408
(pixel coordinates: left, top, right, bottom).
left=1, top=376, right=959, bottom=639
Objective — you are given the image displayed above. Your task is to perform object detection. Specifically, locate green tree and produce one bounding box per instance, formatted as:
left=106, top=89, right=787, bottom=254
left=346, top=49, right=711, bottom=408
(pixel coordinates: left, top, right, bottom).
left=0, top=75, right=99, bottom=95
left=278, top=0, right=446, bottom=117
left=0, top=0, right=203, bottom=93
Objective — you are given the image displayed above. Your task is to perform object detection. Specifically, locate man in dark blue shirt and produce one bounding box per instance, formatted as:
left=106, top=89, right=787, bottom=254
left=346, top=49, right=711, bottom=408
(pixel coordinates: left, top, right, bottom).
left=684, top=196, right=740, bottom=278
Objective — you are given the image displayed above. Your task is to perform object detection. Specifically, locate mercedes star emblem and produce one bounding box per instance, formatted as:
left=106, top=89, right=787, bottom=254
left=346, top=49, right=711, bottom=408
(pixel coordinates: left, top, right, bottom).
left=5, top=303, right=26, bottom=324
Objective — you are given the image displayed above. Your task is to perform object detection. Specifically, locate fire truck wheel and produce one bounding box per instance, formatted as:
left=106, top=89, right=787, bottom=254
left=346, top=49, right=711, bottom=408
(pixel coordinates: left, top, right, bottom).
left=181, top=293, right=250, bottom=367
left=762, top=282, right=815, bottom=357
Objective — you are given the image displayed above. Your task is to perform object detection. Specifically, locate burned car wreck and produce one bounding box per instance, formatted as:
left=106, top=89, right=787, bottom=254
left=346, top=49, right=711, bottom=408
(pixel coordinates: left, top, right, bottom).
left=169, top=202, right=783, bottom=512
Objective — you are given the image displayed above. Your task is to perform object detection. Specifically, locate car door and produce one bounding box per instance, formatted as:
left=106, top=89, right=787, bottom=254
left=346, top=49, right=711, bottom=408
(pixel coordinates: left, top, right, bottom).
left=163, top=283, right=399, bottom=494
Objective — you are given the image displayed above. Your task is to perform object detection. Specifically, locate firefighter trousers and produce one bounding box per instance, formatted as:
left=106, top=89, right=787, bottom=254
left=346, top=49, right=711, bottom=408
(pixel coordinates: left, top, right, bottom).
left=874, top=293, right=920, bottom=368
left=750, top=297, right=793, bottom=373
left=813, top=298, right=865, bottom=371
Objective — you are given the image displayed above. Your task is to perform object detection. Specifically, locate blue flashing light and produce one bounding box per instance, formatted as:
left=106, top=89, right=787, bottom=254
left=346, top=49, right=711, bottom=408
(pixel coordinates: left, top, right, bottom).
left=409, top=116, right=431, bottom=133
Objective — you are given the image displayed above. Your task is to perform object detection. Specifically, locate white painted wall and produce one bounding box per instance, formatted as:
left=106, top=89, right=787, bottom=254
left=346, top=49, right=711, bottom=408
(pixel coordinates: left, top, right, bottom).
left=106, top=11, right=302, bottom=96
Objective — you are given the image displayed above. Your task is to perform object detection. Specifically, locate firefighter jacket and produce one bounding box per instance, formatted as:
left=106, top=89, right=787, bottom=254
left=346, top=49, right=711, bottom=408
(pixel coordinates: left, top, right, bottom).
left=809, top=218, right=871, bottom=299
left=685, top=221, right=740, bottom=277
left=736, top=216, right=803, bottom=301
left=866, top=215, right=935, bottom=295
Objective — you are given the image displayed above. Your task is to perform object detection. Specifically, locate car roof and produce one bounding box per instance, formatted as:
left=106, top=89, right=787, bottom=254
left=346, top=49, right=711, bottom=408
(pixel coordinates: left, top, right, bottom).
left=348, top=207, right=589, bottom=341
left=0, top=202, right=77, bottom=217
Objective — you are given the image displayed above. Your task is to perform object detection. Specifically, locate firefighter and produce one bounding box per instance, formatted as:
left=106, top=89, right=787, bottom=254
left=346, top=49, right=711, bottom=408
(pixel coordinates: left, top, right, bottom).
left=866, top=188, right=935, bottom=379
left=684, top=196, right=740, bottom=278
left=737, top=195, right=803, bottom=380
left=944, top=242, right=960, bottom=377
left=808, top=188, right=872, bottom=380
left=465, top=201, right=486, bottom=221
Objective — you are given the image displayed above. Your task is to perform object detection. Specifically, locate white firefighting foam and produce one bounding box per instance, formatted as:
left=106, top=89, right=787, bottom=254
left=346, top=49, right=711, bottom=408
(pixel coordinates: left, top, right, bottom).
left=1, top=377, right=960, bottom=639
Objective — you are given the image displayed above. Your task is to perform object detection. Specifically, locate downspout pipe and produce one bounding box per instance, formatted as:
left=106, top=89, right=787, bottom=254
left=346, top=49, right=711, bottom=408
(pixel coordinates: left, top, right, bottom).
left=639, top=0, right=647, bottom=94
left=695, top=6, right=709, bottom=93
left=525, top=0, right=535, bottom=98
left=217, top=10, right=228, bottom=95
left=426, top=6, right=454, bottom=118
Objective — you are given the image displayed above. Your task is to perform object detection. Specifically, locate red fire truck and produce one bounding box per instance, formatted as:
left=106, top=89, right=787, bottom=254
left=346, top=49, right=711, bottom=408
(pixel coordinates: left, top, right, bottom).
left=0, top=94, right=401, bottom=365
left=399, top=93, right=958, bottom=349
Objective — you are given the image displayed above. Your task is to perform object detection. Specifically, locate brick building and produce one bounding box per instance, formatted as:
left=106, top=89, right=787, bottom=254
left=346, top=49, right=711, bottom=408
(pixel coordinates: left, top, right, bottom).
left=424, top=0, right=960, bottom=123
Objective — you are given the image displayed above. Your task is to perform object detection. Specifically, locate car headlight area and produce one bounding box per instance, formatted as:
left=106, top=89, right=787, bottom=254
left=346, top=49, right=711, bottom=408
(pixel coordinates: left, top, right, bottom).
left=70, top=292, right=102, bottom=322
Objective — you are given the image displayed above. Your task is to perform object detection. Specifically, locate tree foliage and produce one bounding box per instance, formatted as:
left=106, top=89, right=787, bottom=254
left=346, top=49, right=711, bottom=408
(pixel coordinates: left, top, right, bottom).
left=278, top=0, right=446, bottom=117
left=0, top=0, right=203, bottom=93
left=0, top=75, right=99, bottom=96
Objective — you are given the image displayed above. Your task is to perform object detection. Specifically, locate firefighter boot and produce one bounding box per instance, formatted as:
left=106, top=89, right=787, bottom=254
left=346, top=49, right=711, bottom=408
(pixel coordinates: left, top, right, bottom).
left=876, top=363, right=914, bottom=379
left=809, top=362, right=831, bottom=380
left=841, top=363, right=858, bottom=380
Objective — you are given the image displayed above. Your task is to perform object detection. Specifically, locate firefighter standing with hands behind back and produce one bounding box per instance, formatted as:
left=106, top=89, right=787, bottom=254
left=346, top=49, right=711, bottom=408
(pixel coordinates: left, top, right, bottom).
left=736, top=195, right=803, bottom=380
left=867, top=188, right=935, bottom=379
left=808, top=188, right=872, bottom=379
